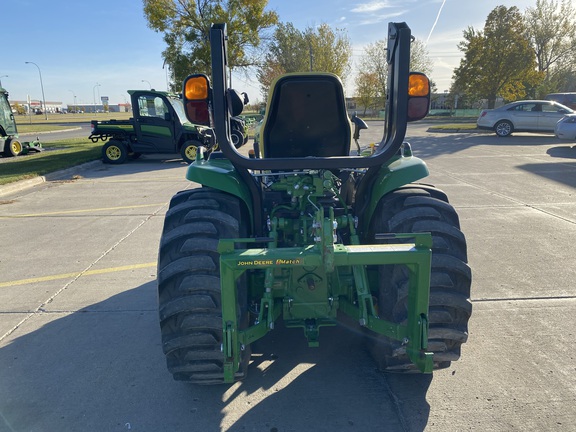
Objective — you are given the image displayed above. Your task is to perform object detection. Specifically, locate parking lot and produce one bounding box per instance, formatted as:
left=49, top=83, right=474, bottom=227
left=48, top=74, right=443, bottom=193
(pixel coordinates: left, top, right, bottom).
left=1, top=122, right=575, bottom=431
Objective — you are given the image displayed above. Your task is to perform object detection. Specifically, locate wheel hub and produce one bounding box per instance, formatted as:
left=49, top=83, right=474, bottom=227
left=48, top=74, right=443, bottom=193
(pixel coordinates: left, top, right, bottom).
left=11, top=141, right=22, bottom=154
left=185, top=146, right=197, bottom=159
left=106, top=146, right=121, bottom=160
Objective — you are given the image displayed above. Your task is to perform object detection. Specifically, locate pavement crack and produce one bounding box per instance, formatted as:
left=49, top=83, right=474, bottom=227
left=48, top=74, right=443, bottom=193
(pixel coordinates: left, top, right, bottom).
left=382, top=375, right=410, bottom=432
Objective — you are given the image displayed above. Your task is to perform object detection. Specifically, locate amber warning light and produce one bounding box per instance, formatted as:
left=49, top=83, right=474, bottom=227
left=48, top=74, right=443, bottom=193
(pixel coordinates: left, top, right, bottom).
left=185, top=76, right=209, bottom=100
left=183, top=74, right=211, bottom=126
left=408, top=73, right=430, bottom=97
left=407, top=72, right=431, bottom=122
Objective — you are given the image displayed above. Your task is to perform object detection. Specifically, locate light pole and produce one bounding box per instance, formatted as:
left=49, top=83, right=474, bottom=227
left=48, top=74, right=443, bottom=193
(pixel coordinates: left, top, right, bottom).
left=163, top=59, right=169, bottom=91
left=68, top=90, right=77, bottom=113
left=25, top=62, right=48, bottom=120
left=0, top=75, right=7, bottom=87
left=93, top=83, right=101, bottom=113
left=141, top=80, right=152, bottom=90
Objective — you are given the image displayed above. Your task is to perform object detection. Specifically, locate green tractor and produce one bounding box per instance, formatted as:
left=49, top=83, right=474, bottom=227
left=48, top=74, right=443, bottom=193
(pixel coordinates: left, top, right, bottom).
left=1, top=87, right=42, bottom=157
left=157, top=22, right=472, bottom=384
left=0, top=86, right=24, bottom=157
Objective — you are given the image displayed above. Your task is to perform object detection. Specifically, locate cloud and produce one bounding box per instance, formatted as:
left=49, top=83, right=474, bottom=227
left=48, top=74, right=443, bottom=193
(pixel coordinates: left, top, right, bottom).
left=357, top=10, right=407, bottom=25
left=351, top=1, right=391, bottom=13
left=350, top=1, right=411, bottom=24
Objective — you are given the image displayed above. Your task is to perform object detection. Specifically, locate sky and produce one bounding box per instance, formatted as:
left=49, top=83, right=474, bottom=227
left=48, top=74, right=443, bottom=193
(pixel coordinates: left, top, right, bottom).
left=1, top=0, right=539, bottom=107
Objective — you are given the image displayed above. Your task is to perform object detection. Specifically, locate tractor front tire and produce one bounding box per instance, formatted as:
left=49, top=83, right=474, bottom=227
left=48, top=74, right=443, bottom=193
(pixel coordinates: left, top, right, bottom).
left=366, top=185, right=472, bottom=372
left=157, top=188, right=250, bottom=384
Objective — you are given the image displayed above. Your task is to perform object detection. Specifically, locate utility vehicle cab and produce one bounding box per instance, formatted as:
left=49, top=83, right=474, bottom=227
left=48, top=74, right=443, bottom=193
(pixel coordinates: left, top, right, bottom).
left=128, top=90, right=200, bottom=155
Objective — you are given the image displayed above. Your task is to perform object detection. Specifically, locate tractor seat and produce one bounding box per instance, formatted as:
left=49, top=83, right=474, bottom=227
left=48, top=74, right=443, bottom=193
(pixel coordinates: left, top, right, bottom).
left=261, top=73, right=351, bottom=158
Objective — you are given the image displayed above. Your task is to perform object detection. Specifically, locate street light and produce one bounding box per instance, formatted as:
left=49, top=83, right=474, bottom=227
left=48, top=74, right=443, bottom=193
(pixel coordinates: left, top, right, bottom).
left=93, top=83, right=101, bottom=113
left=0, top=75, right=7, bottom=87
left=141, top=80, right=152, bottom=89
left=68, top=89, right=77, bottom=113
left=25, top=62, right=48, bottom=120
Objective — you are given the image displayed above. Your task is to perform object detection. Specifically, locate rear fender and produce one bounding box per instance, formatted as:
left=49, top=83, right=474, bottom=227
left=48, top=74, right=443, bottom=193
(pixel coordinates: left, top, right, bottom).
left=360, top=154, right=429, bottom=229
left=186, top=156, right=254, bottom=229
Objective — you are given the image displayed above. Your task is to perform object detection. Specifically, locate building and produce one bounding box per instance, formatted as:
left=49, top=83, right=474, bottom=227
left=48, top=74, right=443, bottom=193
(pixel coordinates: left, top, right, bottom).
left=65, top=103, right=131, bottom=113
left=11, top=99, right=64, bottom=114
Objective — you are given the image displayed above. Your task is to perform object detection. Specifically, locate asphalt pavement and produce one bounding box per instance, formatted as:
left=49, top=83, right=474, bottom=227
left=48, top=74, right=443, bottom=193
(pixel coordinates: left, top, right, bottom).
left=0, top=122, right=575, bottom=431
left=18, top=123, right=91, bottom=143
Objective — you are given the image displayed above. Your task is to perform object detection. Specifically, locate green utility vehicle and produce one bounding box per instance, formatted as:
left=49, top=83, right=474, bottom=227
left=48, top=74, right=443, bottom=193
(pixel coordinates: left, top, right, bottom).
left=89, top=90, right=215, bottom=164
left=0, top=87, right=42, bottom=157
left=157, top=22, right=472, bottom=384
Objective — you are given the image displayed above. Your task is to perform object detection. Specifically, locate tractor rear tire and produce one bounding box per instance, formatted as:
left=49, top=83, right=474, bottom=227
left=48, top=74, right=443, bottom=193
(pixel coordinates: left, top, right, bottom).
left=366, top=185, right=472, bottom=372
left=157, top=188, right=250, bottom=384
left=3, top=138, right=22, bottom=157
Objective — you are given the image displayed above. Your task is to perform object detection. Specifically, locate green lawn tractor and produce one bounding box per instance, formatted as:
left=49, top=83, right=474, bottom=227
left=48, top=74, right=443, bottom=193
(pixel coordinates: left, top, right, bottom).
left=157, top=22, right=472, bottom=384
left=0, top=87, right=42, bottom=157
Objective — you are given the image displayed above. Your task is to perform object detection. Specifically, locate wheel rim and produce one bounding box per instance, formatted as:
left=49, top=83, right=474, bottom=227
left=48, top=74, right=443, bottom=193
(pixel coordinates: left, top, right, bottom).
left=184, top=145, right=197, bottom=160
left=106, top=145, right=122, bottom=160
left=496, top=122, right=511, bottom=136
left=11, top=140, right=22, bottom=154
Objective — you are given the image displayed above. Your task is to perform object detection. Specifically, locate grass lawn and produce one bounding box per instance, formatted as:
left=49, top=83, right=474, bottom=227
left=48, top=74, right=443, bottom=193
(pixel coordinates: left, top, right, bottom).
left=1, top=112, right=134, bottom=186
left=428, top=123, right=479, bottom=131
left=16, top=124, right=78, bottom=134
left=0, top=138, right=101, bottom=186
left=15, top=111, right=131, bottom=125
left=14, top=112, right=131, bottom=134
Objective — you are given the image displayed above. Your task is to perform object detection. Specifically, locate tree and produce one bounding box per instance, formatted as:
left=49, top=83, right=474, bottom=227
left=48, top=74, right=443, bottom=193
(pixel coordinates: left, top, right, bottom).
left=306, top=24, right=352, bottom=81
left=453, top=6, right=542, bottom=108
left=524, top=0, right=576, bottom=95
left=357, top=38, right=433, bottom=110
left=354, top=72, right=379, bottom=115
left=357, top=40, right=387, bottom=109
left=409, top=39, right=434, bottom=77
left=143, top=0, right=278, bottom=91
left=257, top=22, right=352, bottom=100
left=552, top=65, right=576, bottom=92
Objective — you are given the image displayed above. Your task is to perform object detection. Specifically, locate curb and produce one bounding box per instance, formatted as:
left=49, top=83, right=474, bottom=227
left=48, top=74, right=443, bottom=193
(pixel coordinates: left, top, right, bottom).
left=427, top=127, right=491, bottom=134
left=0, top=160, right=103, bottom=197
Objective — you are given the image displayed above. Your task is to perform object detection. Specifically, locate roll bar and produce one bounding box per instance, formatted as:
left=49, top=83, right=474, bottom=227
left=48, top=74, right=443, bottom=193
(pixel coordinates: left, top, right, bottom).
left=208, top=22, right=413, bottom=170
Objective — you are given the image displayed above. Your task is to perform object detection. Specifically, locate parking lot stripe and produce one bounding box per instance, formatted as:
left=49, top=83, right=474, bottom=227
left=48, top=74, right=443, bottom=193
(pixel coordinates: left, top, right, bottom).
left=0, top=204, right=165, bottom=219
left=0, top=262, right=156, bottom=288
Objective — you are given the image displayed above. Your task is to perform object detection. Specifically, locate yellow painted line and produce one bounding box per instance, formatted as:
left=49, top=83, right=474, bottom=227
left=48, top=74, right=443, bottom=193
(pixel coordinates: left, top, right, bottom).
left=0, top=203, right=166, bottom=219
left=0, top=262, right=156, bottom=288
